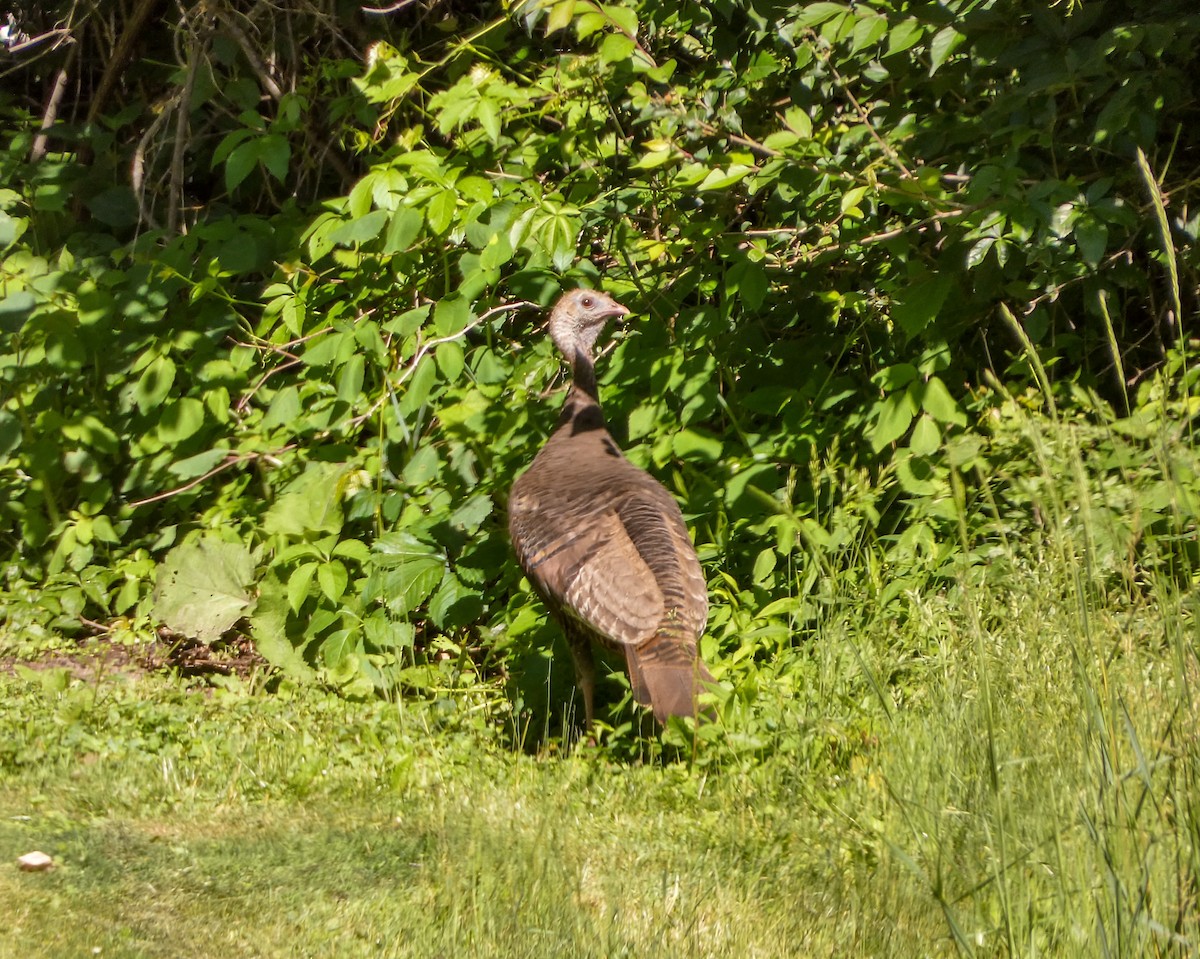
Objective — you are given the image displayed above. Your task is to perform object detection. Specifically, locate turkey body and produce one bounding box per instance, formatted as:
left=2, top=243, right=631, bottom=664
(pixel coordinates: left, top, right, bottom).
left=508, top=289, right=714, bottom=726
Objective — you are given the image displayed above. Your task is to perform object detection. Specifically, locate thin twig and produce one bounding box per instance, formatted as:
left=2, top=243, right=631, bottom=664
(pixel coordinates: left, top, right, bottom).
left=131, top=97, right=176, bottom=231
left=86, top=0, right=159, bottom=125
left=398, top=300, right=536, bottom=389
left=168, top=6, right=205, bottom=235
left=363, top=0, right=425, bottom=13
left=216, top=8, right=283, bottom=101
left=792, top=208, right=968, bottom=263
left=345, top=299, right=537, bottom=431
left=30, top=42, right=77, bottom=163
left=820, top=45, right=914, bottom=181
left=235, top=358, right=304, bottom=413
left=126, top=446, right=297, bottom=509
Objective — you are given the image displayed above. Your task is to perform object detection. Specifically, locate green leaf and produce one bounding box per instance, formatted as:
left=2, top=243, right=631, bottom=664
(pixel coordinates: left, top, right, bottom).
left=869, top=388, right=917, bottom=452
left=156, top=397, right=206, bottom=444
left=258, top=134, right=291, bottom=183
left=134, top=355, right=177, bottom=413
left=336, top=353, right=366, bottom=403
left=426, top=189, right=459, bottom=234
left=434, top=295, right=470, bottom=336
left=793, top=2, right=848, bottom=28
left=887, top=18, right=924, bottom=56
left=364, top=534, right=445, bottom=616
left=752, top=547, right=777, bottom=585
left=287, top=561, right=319, bottom=613
left=1074, top=220, right=1108, bottom=267
left=153, top=538, right=256, bottom=643
left=428, top=570, right=483, bottom=630
left=449, top=493, right=493, bottom=533
left=0, top=410, right=21, bottom=456
left=896, top=451, right=940, bottom=495
left=168, top=448, right=230, bottom=479
left=435, top=339, right=465, bottom=384
left=402, top=444, right=440, bottom=486
left=330, top=210, right=389, bottom=246
left=929, top=26, right=964, bottom=74
left=225, top=141, right=259, bottom=191
left=0, top=210, right=27, bottom=248
left=599, top=32, right=636, bottom=64
left=399, top=356, right=437, bottom=415
left=909, top=413, right=941, bottom=456
left=263, top=462, right=349, bottom=537
left=263, top=386, right=303, bottom=430
left=383, top=208, right=424, bottom=254
left=672, top=428, right=723, bottom=462
left=919, top=375, right=966, bottom=426
left=317, top=560, right=349, bottom=603
left=729, top=258, right=768, bottom=311
left=545, top=0, right=576, bottom=34
left=784, top=107, right=813, bottom=139
left=698, top=164, right=756, bottom=191
left=892, top=276, right=952, bottom=338
left=850, top=13, right=888, bottom=53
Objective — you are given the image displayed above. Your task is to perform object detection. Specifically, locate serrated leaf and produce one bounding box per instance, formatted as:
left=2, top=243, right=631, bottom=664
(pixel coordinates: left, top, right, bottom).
left=364, top=552, right=443, bottom=617
left=428, top=570, right=483, bottom=629
left=153, top=538, right=256, bottom=643
left=317, top=560, right=349, bottom=602
left=449, top=493, right=493, bottom=533
left=263, top=462, right=348, bottom=537
left=287, top=561, right=319, bottom=612
left=383, top=207, right=423, bottom=254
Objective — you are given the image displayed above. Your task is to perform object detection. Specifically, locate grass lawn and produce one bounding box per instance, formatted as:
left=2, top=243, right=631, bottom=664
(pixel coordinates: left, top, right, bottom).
left=3, top=540, right=1197, bottom=959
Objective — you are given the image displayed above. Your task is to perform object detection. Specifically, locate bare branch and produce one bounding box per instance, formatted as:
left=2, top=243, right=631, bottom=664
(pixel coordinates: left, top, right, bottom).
left=30, top=43, right=77, bottom=163
left=363, top=0, right=426, bottom=13
left=126, top=446, right=297, bottom=509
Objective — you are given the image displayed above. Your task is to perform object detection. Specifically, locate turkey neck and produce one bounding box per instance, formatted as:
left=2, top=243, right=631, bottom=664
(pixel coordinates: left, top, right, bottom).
left=557, top=345, right=607, bottom=434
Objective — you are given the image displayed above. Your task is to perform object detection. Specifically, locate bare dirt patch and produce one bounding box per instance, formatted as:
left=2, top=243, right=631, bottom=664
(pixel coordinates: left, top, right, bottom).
left=1, top=628, right=266, bottom=683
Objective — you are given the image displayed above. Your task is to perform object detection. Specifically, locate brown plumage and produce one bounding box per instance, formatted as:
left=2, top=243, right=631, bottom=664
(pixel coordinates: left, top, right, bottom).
left=508, top=289, right=714, bottom=726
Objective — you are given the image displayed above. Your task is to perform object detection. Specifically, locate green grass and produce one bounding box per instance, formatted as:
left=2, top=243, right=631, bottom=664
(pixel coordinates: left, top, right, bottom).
left=3, top=562, right=1196, bottom=959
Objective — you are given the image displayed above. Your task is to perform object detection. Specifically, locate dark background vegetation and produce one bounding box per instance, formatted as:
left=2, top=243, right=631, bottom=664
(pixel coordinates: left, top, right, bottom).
left=1, top=0, right=1198, bottom=737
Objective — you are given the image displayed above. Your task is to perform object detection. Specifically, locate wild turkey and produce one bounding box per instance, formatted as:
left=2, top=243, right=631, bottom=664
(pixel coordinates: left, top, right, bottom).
left=508, top=289, right=714, bottom=726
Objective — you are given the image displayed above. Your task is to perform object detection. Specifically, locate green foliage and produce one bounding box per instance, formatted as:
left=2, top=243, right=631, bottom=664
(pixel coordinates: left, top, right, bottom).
left=1, top=0, right=1199, bottom=743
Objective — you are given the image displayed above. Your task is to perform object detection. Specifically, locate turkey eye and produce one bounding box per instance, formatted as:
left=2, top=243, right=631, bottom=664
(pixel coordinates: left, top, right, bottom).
left=581, top=296, right=593, bottom=308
